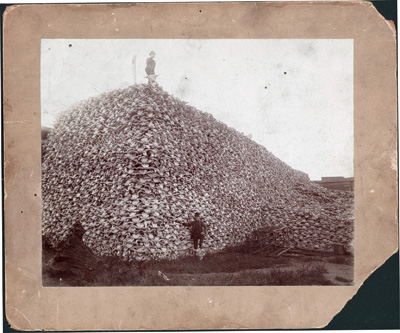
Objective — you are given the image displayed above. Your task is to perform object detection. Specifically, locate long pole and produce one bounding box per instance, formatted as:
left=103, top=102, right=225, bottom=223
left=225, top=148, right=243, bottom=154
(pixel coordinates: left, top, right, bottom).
left=132, top=55, right=137, bottom=84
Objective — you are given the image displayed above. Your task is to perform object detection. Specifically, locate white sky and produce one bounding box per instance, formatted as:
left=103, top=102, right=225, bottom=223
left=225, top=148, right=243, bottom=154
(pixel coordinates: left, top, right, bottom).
left=41, top=39, right=353, bottom=180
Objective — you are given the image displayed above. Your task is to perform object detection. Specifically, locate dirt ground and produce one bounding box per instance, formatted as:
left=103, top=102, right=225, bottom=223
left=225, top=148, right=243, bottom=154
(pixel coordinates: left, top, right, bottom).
left=43, top=240, right=354, bottom=286
left=150, top=255, right=354, bottom=286
left=321, top=262, right=353, bottom=285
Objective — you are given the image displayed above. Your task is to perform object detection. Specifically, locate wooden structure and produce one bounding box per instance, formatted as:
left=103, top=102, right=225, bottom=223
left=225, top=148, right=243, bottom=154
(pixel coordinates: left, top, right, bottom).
left=250, top=225, right=294, bottom=256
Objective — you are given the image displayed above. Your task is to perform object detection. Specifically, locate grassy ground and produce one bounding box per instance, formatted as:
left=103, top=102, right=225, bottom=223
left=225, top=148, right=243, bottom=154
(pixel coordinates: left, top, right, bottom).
left=43, top=242, right=353, bottom=286
left=140, top=252, right=290, bottom=274
left=138, top=262, right=332, bottom=286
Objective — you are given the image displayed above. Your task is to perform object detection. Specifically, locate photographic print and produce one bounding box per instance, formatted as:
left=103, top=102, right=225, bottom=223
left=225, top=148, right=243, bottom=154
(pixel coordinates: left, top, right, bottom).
left=5, top=2, right=397, bottom=330
left=41, top=39, right=354, bottom=286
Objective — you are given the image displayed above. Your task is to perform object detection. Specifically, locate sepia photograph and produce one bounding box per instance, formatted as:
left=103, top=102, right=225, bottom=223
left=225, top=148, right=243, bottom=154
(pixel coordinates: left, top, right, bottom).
left=41, top=38, right=354, bottom=286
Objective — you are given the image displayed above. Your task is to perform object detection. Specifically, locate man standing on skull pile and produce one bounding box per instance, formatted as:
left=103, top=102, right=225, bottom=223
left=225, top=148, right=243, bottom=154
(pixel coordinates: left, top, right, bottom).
left=182, top=212, right=207, bottom=253
left=145, top=51, right=157, bottom=85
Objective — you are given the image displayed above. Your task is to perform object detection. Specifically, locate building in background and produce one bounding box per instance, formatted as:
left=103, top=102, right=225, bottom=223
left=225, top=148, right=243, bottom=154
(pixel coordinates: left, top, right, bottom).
left=41, top=126, right=52, bottom=145
left=41, top=126, right=52, bottom=160
left=313, top=176, right=354, bottom=191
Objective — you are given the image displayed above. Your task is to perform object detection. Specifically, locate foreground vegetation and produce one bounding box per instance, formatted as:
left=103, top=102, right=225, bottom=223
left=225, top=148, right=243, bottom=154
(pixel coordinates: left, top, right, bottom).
left=131, top=262, right=331, bottom=286
left=43, top=240, right=352, bottom=286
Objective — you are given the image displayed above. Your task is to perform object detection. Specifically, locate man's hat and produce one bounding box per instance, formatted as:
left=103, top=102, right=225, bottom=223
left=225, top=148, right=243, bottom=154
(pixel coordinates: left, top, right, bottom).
left=149, top=51, right=156, bottom=56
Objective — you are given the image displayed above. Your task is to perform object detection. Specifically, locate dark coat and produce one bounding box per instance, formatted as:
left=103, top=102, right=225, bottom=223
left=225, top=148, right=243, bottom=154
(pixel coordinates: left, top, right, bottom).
left=145, top=58, right=156, bottom=75
left=183, top=219, right=207, bottom=239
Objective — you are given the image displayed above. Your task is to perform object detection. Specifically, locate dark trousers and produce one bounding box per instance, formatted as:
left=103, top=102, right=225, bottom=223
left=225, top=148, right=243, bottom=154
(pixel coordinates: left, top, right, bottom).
left=193, top=234, right=204, bottom=249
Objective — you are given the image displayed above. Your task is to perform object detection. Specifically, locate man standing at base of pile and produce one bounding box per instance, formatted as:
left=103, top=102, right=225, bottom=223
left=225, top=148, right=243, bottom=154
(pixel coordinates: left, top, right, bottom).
left=145, top=51, right=157, bottom=84
left=182, top=212, right=207, bottom=254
